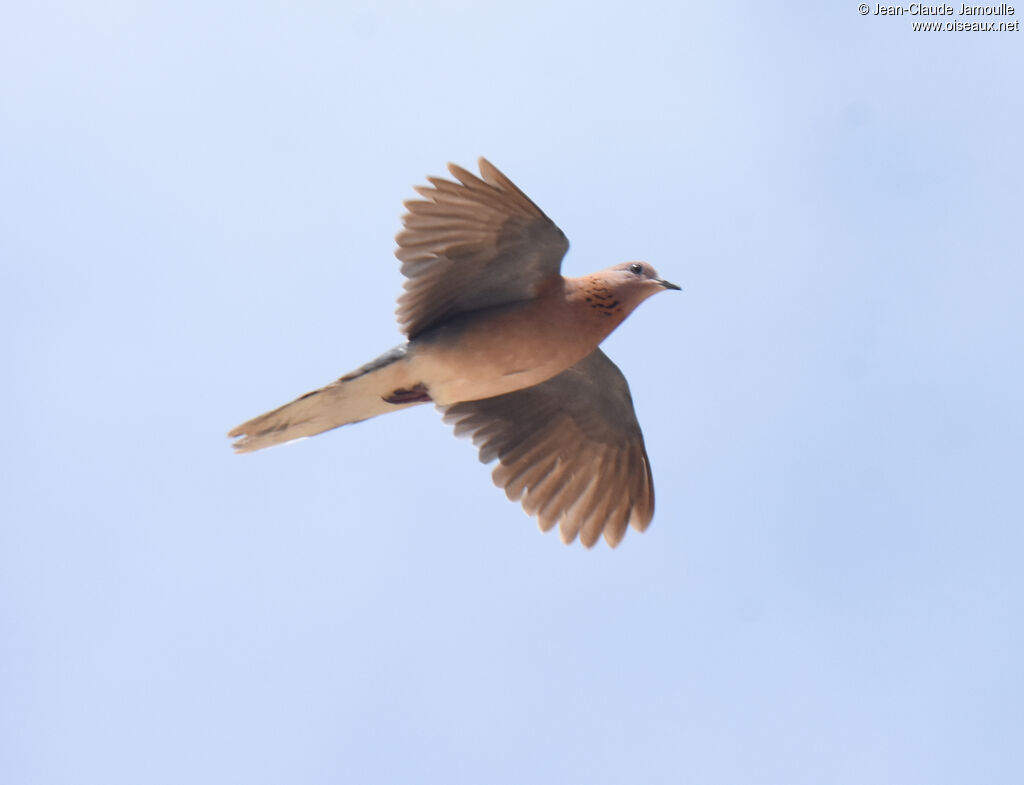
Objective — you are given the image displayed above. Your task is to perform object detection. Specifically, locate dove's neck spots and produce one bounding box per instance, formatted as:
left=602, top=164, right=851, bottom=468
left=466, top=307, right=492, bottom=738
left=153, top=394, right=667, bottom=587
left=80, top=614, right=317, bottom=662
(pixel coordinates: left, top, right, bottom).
left=583, top=286, right=624, bottom=318
left=573, top=278, right=626, bottom=320
left=556, top=275, right=634, bottom=348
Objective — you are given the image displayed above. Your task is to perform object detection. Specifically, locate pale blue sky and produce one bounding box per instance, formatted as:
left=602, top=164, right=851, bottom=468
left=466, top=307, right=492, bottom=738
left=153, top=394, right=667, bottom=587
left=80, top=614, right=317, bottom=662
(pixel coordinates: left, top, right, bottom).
left=2, top=2, right=1022, bottom=783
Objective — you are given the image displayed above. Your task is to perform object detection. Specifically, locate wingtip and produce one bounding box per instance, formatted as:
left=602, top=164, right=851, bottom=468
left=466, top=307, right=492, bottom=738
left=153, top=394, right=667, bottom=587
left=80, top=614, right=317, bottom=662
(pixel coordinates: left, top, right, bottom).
left=477, top=155, right=495, bottom=175
left=558, top=526, right=580, bottom=547
left=444, top=157, right=506, bottom=190
left=603, top=529, right=626, bottom=548
left=446, top=161, right=476, bottom=184
left=629, top=507, right=654, bottom=534
left=476, top=157, right=509, bottom=190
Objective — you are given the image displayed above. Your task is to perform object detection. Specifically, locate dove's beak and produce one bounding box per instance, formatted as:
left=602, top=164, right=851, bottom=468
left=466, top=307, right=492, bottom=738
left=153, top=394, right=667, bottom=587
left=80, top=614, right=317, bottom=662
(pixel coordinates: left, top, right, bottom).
left=657, top=278, right=681, bottom=291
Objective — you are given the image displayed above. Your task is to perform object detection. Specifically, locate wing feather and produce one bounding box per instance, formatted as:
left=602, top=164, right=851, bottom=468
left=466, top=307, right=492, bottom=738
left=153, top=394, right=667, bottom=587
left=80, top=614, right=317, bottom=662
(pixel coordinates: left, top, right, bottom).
left=441, top=349, right=656, bottom=548
left=395, top=158, right=569, bottom=338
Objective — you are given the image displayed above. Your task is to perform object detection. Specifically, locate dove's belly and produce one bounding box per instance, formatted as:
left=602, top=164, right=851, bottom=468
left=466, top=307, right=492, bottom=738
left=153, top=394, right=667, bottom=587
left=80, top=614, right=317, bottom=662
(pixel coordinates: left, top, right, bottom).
left=407, top=296, right=606, bottom=405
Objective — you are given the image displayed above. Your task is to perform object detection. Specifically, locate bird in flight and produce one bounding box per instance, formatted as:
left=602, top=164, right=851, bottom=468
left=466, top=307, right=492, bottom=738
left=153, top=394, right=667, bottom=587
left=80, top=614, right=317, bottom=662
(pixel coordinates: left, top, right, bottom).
left=229, top=158, right=679, bottom=547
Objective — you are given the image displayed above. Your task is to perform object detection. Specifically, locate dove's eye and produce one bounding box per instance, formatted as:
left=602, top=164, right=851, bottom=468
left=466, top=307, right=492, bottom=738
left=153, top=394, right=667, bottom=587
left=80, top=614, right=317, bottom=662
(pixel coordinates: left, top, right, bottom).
left=629, top=263, right=643, bottom=275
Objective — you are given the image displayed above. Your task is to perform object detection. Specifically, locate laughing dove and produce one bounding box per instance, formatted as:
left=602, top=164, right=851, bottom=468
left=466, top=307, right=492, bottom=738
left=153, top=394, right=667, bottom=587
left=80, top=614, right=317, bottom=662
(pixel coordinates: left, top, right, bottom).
left=229, top=158, right=679, bottom=547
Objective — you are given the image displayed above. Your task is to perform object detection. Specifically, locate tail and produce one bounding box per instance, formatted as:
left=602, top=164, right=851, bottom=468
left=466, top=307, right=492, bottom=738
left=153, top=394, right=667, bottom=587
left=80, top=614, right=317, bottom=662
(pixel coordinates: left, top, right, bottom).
left=228, top=344, right=429, bottom=453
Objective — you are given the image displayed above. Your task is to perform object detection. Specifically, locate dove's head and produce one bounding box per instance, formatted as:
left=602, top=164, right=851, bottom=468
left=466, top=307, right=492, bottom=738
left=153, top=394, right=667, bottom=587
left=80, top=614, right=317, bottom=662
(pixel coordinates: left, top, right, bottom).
left=614, top=261, right=680, bottom=293
left=572, top=262, right=679, bottom=331
left=603, top=261, right=680, bottom=308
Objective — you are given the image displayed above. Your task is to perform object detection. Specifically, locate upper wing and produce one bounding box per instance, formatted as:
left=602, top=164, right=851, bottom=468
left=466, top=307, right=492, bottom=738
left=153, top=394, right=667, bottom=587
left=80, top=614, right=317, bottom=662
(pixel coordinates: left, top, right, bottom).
left=440, top=349, right=655, bottom=548
left=395, top=157, right=569, bottom=339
